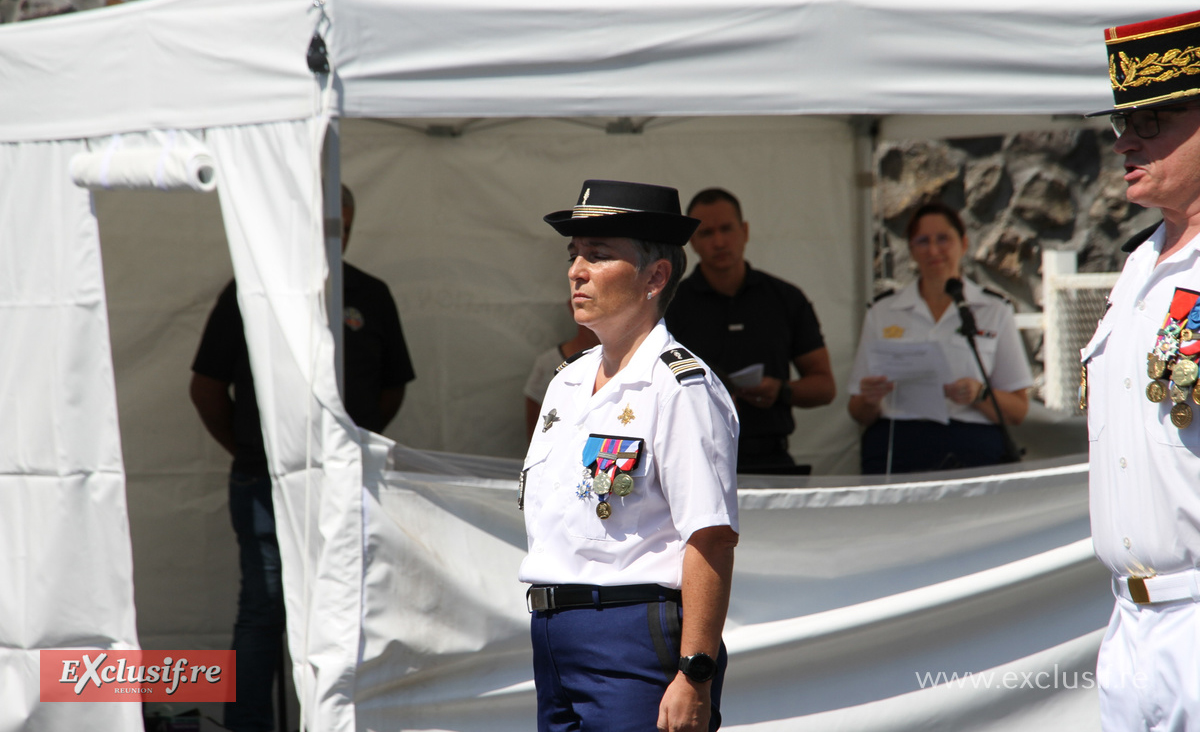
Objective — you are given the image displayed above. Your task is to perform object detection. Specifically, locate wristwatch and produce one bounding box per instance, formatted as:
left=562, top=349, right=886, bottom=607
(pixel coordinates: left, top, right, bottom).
left=678, top=653, right=717, bottom=683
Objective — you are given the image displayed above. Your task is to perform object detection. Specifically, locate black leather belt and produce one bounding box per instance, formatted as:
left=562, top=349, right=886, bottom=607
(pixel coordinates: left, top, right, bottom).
left=527, top=583, right=681, bottom=613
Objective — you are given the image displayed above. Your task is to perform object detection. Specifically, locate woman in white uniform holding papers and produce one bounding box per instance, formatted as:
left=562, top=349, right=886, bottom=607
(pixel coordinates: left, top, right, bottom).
left=847, top=202, right=1033, bottom=474
left=519, top=180, right=740, bottom=732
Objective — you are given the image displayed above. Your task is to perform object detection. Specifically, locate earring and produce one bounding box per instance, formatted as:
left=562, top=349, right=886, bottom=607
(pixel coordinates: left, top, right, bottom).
left=646, top=292, right=654, bottom=300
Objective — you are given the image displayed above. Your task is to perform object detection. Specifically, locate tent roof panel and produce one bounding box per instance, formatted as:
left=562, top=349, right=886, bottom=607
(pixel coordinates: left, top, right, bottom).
left=331, top=0, right=1199, bottom=119
left=0, top=0, right=319, bottom=142
left=2, top=0, right=1200, bottom=141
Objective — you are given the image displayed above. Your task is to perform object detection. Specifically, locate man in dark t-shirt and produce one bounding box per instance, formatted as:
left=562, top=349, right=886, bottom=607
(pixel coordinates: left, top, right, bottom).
left=189, top=184, right=414, bottom=732
left=665, top=188, right=834, bottom=474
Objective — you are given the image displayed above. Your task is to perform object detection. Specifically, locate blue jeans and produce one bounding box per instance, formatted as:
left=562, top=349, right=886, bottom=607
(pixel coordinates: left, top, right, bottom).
left=225, top=473, right=285, bottom=732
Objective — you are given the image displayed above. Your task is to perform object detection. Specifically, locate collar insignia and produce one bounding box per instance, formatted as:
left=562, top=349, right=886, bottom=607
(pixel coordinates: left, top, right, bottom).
left=618, top=404, right=635, bottom=425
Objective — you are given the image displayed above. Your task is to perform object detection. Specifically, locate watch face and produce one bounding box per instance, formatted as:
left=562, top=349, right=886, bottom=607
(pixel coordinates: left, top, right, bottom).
left=680, top=653, right=717, bottom=682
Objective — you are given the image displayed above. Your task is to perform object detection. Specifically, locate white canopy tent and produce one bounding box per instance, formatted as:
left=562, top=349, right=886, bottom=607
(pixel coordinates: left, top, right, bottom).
left=1, top=0, right=1192, bottom=730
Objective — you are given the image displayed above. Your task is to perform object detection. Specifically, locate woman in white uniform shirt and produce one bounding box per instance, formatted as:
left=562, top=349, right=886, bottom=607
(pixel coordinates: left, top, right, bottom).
left=519, top=180, right=740, bottom=732
left=847, top=202, right=1033, bottom=473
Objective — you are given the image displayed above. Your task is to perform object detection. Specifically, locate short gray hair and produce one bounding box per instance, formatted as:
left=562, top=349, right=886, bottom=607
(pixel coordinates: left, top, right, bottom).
left=630, top=239, right=686, bottom=315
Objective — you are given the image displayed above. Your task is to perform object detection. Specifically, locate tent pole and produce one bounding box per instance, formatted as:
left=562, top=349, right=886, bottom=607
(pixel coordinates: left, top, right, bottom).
left=322, top=120, right=345, bottom=397
left=852, top=115, right=880, bottom=325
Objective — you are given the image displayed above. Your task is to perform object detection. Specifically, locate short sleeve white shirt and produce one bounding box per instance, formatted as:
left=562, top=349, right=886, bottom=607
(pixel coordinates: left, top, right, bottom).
left=1084, top=226, right=1200, bottom=577
left=517, top=321, right=740, bottom=589
left=847, top=279, right=1034, bottom=424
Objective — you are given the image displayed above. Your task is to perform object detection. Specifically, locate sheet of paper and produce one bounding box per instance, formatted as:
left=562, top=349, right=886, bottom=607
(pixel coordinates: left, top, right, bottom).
left=865, top=341, right=952, bottom=424
left=728, top=363, right=764, bottom=389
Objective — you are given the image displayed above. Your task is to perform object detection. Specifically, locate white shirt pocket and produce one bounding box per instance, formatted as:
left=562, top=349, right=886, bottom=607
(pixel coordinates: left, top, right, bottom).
left=566, top=441, right=651, bottom=543
left=520, top=440, right=555, bottom=511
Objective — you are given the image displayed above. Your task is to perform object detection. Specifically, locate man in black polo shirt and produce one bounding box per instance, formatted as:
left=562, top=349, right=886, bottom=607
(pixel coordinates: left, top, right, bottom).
left=665, top=187, right=834, bottom=473
left=189, top=184, right=414, bottom=732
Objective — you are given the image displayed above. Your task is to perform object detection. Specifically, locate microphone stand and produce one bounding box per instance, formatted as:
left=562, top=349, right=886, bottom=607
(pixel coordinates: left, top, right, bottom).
left=946, top=279, right=1022, bottom=463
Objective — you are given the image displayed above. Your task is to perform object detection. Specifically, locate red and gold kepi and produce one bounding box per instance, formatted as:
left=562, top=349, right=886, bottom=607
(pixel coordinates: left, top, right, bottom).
left=1092, top=9, right=1200, bottom=116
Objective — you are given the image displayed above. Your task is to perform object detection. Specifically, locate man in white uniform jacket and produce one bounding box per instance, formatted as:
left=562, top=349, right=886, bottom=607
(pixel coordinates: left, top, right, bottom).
left=1083, top=9, right=1200, bottom=730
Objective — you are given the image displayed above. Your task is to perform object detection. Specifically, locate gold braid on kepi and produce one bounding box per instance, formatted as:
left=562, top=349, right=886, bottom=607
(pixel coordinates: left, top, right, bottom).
left=1090, top=9, right=1200, bottom=116
left=543, top=180, right=699, bottom=246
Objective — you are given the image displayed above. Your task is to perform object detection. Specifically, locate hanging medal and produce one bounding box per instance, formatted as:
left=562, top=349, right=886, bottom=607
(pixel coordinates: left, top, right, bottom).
left=1147, top=288, right=1200, bottom=427
left=581, top=434, right=643, bottom=519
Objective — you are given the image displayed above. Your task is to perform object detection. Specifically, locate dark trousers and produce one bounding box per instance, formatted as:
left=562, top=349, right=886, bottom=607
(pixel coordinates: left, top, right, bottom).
left=531, top=598, right=726, bottom=732
left=861, top=418, right=1010, bottom=474
left=225, top=473, right=285, bottom=732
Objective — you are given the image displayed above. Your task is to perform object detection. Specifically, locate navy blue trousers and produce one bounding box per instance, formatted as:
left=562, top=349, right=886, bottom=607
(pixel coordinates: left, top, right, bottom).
left=531, top=598, right=726, bottom=732
left=861, top=418, right=1010, bottom=474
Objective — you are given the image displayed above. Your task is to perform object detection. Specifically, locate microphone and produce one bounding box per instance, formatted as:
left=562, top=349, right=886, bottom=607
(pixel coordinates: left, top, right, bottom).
left=943, top=276, right=1021, bottom=462
left=944, top=277, right=965, bottom=303
left=945, top=277, right=976, bottom=339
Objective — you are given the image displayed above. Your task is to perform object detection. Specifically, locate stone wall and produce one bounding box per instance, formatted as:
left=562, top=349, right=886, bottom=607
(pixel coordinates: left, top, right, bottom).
left=873, top=128, right=1160, bottom=395
left=0, top=0, right=111, bottom=23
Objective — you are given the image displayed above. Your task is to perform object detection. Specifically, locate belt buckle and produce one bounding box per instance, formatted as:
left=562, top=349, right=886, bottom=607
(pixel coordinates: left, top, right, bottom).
left=1127, top=575, right=1151, bottom=604
left=527, top=586, right=554, bottom=613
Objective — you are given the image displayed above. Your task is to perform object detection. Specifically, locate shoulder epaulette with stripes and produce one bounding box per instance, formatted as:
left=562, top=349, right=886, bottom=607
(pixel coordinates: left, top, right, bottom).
left=981, top=287, right=1012, bottom=305
left=555, top=350, right=586, bottom=373
left=869, top=288, right=895, bottom=307
left=660, top=347, right=705, bottom=383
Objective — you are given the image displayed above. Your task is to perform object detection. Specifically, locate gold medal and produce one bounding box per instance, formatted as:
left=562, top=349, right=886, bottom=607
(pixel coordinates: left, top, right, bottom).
left=1147, top=381, right=1167, bottom=403
left=1149, top=355, right=1167, bottom=379
left=1172, top=402, right=1194, bottom=429
left=1079, top=364, right=1088, bottom=411
left=612, top=473, right=634, bottom=497
left=1193, top=385, right=1200, bottom=405
left=1171, top=382, right=1188, bottom=404
left=1174, top=358, right=1199, bottom=387
left=594, top=471, right=611, bottom=495
left=596, top=501, right=611, bottom=520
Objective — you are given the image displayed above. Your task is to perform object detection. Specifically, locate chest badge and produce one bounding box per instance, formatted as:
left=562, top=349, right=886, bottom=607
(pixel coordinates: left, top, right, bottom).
left=883, top=325, right=904, bottom=339
left=618, top=404, right=635, bottom=425
left=1146, top=287, right=1200, bottom=429
left=541, top=408, right=560, bottom=433
left=344, top=306, right=365, bottom=332
left=580, top=435, right=644, bottom=519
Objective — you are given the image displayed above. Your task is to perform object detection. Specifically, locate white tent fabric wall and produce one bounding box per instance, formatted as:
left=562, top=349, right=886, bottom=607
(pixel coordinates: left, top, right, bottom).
left=9, top=0, right=1200, bottom=730
left=339, top=115, right=863, bottom=472
left=0, top=141, right=141, bottom=731
left=358, top=457, right=1111, bottom=731
left=207, top=117, right=383, bottom=731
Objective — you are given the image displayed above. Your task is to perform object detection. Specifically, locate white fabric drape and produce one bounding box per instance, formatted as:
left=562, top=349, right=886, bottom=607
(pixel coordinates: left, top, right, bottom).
left=0, top=141, right=140, bottom=731
left=206, top=117, right=394, bottom=732
left=0, top=0, right=319, bottom=143
left=357, top=456, right=1111, bottom=731
left=329, top=0, right=1198, bottom=118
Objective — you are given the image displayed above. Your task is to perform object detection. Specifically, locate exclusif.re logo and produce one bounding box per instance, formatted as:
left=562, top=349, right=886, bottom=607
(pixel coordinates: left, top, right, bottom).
left=40, top=649, right=236, bottom=702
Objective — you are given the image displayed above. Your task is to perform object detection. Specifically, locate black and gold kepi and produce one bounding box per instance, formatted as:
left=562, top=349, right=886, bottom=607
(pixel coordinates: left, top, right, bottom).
left=1090, top=9, right=1200, bottom=116
left=544, top=180, right=700, bottom=246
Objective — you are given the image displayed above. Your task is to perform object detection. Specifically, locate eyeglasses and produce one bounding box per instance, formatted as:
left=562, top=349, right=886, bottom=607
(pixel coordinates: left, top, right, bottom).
left=1110, top=105, right=1200, bottom=139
